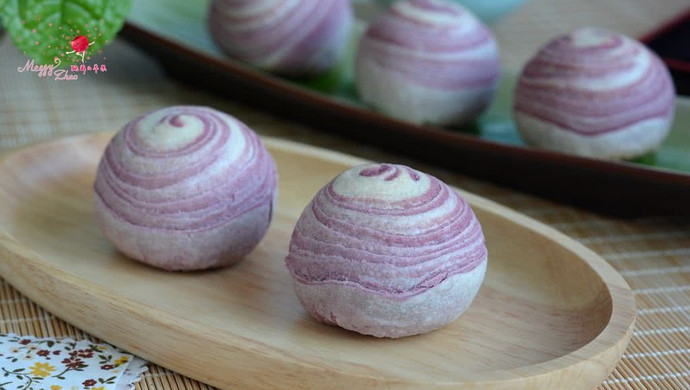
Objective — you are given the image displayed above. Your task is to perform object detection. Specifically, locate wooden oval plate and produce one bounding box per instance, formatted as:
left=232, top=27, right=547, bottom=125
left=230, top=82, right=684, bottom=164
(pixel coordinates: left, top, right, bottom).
left=0, top=133, right=635, bottom=390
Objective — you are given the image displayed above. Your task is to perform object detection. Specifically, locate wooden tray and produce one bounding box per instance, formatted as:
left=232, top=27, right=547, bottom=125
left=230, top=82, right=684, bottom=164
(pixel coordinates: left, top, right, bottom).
left=0, top=133, right=636, bottom=390
left=118, top=0, right=690, bottom=216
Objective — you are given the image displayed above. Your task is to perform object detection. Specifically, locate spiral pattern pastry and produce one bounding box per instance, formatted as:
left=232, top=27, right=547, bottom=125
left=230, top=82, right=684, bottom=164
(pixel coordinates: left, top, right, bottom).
left=355, top=0, right=500, bottom=126
left=208, top=0, right=353, bottom=77
left=514, top=27, right=676, bottom=159
left=286, top=163, right=488, bottom=338
left=94, top=106, right=278, bottom=271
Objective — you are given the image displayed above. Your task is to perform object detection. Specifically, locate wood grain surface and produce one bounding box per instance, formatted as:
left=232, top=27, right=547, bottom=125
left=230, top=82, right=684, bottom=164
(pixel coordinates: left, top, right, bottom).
left=0, top=133, right=635, bottom=390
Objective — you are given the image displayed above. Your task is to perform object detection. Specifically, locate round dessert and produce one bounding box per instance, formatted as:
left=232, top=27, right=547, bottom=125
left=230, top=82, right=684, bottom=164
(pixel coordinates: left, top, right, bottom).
left=285, top=163, right=488, bottom=338
left=93, top=106, right=278, bottom=271
left=514, top=27, right=676, bottom=159
left=208, top=0, right=353, bottom=77
left=355, top=0, right=500, bottom=126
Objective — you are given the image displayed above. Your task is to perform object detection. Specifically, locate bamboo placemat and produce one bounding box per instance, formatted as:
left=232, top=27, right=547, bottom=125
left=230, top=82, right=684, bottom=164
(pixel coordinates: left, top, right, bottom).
left=1, top=0, right=690, bottom=387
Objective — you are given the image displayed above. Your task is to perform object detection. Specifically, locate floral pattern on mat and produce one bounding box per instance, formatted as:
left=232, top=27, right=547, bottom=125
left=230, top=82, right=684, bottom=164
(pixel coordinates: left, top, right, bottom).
left=0, top=334, right=145, bottom=390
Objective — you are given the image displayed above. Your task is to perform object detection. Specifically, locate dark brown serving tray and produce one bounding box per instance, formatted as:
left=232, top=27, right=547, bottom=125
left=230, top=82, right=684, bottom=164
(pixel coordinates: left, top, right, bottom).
left=119, top=11, right=690, bottom=216
left=642, top=8, right=690, bottom=95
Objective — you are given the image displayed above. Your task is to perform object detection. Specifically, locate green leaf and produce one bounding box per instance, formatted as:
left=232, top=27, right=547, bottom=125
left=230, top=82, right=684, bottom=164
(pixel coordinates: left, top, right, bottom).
left=0, top=0, right=132, bottom=65
left=626, top=150, right=658, bottom=166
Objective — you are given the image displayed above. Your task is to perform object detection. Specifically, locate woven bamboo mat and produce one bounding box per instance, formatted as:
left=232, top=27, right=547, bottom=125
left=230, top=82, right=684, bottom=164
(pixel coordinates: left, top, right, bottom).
left=1, top=0, right=690, bottom=388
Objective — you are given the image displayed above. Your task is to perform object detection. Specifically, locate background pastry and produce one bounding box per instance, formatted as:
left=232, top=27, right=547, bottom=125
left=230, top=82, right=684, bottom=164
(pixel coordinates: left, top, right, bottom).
left=514, top=27, right=676, bottom=159
left=209, top=0, right=353, bottom=77
left=355, top=0, right=500, bottom=126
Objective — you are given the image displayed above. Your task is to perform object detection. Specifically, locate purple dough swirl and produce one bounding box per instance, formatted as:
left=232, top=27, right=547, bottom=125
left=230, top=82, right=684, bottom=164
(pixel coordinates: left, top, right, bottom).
left=286, top=163, right=486, bottom=299
left=515, top=28, right=675, bottom=136
left=355, top=0, right=500, bottom=125
left=94, top=106, right=278, bottom=271
left=285, top=164, right=488, bottom=337
left=208, top=0, right=353, bottom=76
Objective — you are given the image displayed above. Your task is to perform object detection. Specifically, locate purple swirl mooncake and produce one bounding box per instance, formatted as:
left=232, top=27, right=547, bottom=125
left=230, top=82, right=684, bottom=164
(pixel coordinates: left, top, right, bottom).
left=208, top=0, right=353, bottom=77
left=94, top=106, right=278, bottom=271
left=514, top=27, right=676, bottom=159
left=355, top=0, right=500, bottom=125
left=286, top=163, right=488, bottom=338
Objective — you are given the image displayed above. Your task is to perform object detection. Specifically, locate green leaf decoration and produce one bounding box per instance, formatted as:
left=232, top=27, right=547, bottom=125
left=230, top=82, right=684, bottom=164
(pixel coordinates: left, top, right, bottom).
left=626, top=151, right=658, bottom=166
left=0, top=0, right=132, bottom=65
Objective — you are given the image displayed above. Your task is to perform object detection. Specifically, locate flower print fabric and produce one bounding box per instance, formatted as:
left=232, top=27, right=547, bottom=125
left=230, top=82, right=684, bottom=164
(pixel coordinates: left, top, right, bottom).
left=0, top=334, right=147, bottom=390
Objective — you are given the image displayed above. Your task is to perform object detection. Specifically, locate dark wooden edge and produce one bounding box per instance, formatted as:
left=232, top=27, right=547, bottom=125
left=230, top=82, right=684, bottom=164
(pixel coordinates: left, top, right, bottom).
left=119, top=22, right=690, bottom=216
left=639, top=6, right=690, bottom=47
left=640, top=6, right=690, bottom=95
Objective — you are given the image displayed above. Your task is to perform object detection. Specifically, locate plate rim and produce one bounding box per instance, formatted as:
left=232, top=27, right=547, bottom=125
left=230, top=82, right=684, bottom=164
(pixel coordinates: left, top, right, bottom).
left=0, top=132, right=636, bottom=387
